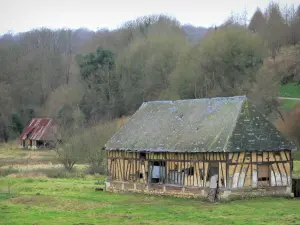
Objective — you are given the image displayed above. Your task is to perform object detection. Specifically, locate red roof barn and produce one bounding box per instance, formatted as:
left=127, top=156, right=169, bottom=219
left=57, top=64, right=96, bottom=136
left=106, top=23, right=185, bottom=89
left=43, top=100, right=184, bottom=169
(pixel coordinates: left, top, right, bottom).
left=18, top=118, right=60, bottom=149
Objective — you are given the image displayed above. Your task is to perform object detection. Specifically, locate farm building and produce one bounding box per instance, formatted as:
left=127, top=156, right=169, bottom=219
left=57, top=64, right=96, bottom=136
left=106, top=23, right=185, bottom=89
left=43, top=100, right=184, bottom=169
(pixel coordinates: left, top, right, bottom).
left=104, top=96, right=296, bottom=201
left=18, top=118, right=60, bottom=149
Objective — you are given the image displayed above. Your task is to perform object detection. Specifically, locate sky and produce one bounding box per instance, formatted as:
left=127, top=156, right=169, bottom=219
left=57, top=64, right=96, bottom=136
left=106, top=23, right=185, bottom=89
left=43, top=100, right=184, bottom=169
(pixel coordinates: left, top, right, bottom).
left=0, top=0, right=299, bottom=35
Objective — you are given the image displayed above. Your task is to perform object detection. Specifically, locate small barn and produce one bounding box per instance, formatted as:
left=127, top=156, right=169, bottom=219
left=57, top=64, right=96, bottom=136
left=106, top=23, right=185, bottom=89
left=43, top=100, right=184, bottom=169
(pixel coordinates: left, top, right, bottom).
left=104, top=96, right=296, bottom=201
left=18, top=118, right=60, bottom=149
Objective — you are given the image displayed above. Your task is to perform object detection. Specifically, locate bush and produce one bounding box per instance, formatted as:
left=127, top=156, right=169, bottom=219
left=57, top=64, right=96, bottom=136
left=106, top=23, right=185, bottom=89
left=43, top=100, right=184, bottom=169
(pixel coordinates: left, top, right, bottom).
left=0, top=166, right=19, bottom=177
left=31, top=168, right=86, bottom=179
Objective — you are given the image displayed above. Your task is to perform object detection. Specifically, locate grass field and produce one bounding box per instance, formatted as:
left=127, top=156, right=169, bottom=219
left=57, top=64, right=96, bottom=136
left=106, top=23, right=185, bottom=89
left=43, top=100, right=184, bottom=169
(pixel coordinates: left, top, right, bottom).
left=0, top=146, right=300, bottom=225
left=1, top=177, right=300, bottom=225
left=280, top=83, right=300, bottom=109
left=280, top=83, right=300, bottom=98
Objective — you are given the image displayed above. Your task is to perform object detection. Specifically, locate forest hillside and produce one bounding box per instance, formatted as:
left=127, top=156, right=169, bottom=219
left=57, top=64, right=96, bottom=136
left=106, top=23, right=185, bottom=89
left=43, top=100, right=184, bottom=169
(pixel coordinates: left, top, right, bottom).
left=0, top=2, right=300, bottom=147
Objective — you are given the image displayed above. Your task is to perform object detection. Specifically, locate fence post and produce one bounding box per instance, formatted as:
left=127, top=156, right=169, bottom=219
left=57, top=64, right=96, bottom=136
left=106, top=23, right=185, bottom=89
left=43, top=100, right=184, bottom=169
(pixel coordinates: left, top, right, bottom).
left=7, top=182, right=10, bottom=195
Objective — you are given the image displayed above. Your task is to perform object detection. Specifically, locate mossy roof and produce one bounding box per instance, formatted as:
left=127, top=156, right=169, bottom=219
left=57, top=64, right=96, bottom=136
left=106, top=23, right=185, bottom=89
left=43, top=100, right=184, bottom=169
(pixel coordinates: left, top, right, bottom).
left=105, top=96, right=295, bottom=152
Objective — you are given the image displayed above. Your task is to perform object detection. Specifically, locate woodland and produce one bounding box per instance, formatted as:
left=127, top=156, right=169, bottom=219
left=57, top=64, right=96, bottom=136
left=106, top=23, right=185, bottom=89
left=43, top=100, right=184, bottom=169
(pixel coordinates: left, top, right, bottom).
left=1, top=2, right=300, bottom=171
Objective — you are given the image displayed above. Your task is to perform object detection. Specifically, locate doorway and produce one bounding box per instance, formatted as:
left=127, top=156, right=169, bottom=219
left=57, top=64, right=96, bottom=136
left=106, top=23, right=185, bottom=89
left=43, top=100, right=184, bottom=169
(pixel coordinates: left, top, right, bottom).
left=148, top=161, right=166, bottom=184
left=208, top=162, right=219, bottom=202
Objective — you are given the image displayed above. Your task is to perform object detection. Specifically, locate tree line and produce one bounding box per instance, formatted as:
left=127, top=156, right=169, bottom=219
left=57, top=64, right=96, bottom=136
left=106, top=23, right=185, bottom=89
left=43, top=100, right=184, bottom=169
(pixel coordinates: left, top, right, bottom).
left=0, top=2, right=300, bottom=154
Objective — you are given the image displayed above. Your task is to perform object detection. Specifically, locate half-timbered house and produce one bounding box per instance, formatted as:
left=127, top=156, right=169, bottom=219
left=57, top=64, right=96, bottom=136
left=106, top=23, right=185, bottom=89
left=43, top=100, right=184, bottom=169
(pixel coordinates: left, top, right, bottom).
left=104, top=96, right=296, bottom=200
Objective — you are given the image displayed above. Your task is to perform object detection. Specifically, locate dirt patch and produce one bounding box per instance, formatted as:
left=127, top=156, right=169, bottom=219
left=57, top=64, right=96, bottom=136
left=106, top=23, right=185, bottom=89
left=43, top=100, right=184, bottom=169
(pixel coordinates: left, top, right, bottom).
left=10, top=196, right=57, bottom=206
left=7, top=172, right=47, bottom=178
left=0, top=159, right=58, bottom=166
left=2, top=163, right=63, bottom=170
left=56, top=200, right=107, bottom=211
left=9, top=195, right=106, bottom=211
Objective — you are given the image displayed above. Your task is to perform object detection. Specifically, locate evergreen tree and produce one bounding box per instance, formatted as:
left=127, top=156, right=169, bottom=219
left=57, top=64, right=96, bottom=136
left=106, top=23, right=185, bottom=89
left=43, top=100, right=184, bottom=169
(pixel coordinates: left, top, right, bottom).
left=248, top=8, right=267, bottom=36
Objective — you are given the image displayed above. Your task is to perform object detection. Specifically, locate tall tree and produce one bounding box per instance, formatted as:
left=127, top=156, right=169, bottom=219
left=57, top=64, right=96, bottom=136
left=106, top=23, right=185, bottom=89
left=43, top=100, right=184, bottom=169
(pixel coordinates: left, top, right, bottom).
left=248, top=8, right=267, bottom=36
left=116, top=20, right=187, bottom=112
left=0, top=83, right=12, bottom=142
left=171, top=26, right=267, bottom=99
left=265, top=2, right=288, bottom=58
left=290, top=5, right=300, bottom=45
left=275, top=103, right=300, bottom=148
left=77, top=47, right=120, bottom=121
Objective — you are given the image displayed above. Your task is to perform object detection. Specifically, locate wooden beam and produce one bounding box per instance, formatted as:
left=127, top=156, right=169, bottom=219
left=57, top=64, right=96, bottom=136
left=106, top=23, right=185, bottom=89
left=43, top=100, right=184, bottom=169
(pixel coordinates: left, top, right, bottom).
left=226, top=152, right=229, bottom=188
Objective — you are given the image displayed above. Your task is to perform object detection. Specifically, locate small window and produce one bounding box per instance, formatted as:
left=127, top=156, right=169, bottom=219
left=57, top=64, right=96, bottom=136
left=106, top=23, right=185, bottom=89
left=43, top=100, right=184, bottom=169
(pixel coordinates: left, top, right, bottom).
left=149, top=161, right=166, bottom=183
left=258, top=165, right=270, bottom=182
left=139, top=173, right=143, bottom=179
left=187, top=167, right=194, bottom=176
left=221, top=178, right=225, bottom=186
left=140, top=152, right=146, bottom=160
left=182, top=167, right=194, bottom=176
left=200, top=168, right=204, bottom=180
left=206, top=163, right=218, bottom=182
left=152, top=161, right=166, bottom=166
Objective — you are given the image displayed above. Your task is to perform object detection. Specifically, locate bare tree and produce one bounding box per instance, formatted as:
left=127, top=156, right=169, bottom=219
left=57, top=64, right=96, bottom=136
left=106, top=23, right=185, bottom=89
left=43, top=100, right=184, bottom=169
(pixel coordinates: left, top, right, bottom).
left=265, top=2, right=288, bottom=59
left=54, top=123, right=85, bottom=172
left=0, top=83, right=12, bottom=142
left=83, top=120, right=120, bottom=174
left=275, top=103, right=300, bottom=148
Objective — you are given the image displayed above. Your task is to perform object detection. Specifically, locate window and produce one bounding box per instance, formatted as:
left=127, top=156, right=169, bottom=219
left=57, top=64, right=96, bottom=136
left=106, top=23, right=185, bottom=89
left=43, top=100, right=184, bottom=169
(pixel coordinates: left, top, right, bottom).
left=184, top=167, right=194, bottom=176
left=140, top=152, right=146, bottom=160
left=149, top=161, right=166, bottom=183
left=200, top=168, right=204, bottom=180
left=206, top=163, right=219, bottom=182
left=258, top=165, right=270, bottom=182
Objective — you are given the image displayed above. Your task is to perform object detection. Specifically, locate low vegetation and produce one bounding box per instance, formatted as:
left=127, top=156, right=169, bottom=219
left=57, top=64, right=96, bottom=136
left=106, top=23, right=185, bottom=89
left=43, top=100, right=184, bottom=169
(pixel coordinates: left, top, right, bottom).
left=0, top=146, right=299, bottom=225
left=1, top=177, right=300, bottom=225
left=280, top=83, right=300, bottom=98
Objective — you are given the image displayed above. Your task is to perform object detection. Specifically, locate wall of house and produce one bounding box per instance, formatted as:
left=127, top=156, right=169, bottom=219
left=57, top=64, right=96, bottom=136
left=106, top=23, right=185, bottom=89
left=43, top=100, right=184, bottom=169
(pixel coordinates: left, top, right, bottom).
left=19, top=139, right=37, bottom=149
left=228, top=151, right=292, bottom=189
left=107, top=151, right=227, bottom=188
left=106, top=150, right=293, bottom=199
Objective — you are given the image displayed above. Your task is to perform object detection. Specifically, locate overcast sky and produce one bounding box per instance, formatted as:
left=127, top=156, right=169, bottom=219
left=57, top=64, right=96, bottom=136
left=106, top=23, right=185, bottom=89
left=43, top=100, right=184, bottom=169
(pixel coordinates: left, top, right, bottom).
left=0, top=0, right=299, bottom=34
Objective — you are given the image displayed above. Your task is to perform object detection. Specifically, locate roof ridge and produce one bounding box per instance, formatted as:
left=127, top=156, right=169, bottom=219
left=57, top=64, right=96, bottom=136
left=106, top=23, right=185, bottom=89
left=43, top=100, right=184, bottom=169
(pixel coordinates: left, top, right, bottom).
left=222, top=100, right=245, bottom=152
left=143, top=96, right=247, bottom=104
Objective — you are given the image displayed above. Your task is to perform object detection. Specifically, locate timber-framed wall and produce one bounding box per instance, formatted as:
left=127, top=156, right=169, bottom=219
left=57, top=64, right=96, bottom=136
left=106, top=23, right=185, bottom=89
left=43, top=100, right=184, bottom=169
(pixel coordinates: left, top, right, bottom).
left=106, top=150, right=293, bottom=199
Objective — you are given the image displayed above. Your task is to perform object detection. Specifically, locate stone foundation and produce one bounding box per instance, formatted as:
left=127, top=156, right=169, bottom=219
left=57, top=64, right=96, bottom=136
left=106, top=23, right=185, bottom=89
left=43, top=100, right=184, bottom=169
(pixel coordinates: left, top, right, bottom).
left=105, top=181, right=293, bottom=200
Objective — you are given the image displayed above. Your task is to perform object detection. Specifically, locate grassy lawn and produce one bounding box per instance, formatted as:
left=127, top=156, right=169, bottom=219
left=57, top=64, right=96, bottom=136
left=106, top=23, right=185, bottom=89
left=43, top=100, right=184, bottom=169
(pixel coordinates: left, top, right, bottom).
left=293, top=161, right=300, bottom=178
left=0, top=177, right=300, bottom=225
left=280, top=83, right=300, bottom=110
left=280, top=83, right=300, bottom=98
left=0, top=140, right=300, bottom=224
